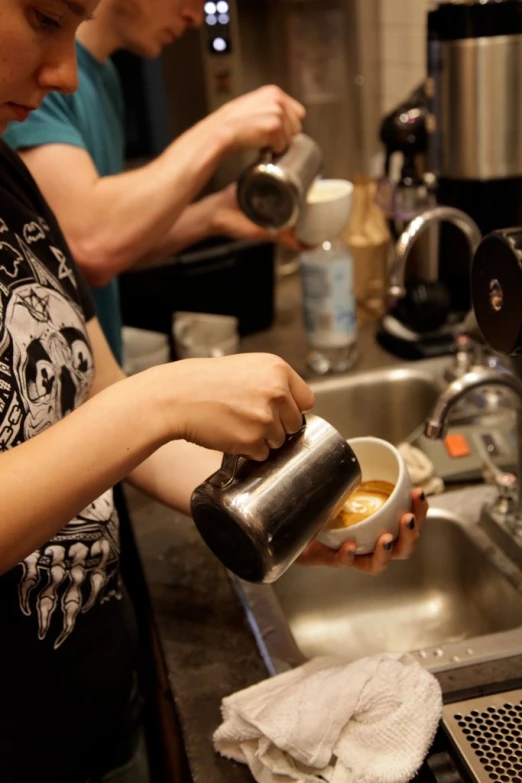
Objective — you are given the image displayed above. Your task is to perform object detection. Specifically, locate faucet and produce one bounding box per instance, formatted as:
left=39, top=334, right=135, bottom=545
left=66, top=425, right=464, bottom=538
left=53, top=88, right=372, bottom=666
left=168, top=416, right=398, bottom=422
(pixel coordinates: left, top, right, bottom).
left=389, top=206, right=482, bottom=299
left=424, top=366, right=522, bottom=523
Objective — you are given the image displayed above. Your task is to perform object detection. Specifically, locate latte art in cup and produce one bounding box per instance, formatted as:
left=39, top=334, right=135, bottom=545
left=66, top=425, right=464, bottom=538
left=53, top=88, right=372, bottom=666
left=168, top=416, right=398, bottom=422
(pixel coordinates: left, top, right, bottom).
left=328, top=480, right=395, bottom=529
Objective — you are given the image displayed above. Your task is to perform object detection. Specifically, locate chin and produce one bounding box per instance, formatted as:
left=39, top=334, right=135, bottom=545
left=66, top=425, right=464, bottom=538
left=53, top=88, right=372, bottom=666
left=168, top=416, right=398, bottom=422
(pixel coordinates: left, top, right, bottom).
left=127, top=39, right=163, bottom=59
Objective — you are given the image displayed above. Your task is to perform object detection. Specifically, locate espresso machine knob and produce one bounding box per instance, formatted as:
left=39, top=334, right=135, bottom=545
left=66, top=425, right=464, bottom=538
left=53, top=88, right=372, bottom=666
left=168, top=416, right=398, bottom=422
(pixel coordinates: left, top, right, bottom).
left=471, top=229, right=522, bottom=355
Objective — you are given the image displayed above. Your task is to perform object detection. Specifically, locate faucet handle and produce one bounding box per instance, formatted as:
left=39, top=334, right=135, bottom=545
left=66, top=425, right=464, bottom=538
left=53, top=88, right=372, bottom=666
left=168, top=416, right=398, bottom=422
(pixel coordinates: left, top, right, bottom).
left=478, top=440, right=518, bottom=514
left=492, top=472, right=518, bottom=517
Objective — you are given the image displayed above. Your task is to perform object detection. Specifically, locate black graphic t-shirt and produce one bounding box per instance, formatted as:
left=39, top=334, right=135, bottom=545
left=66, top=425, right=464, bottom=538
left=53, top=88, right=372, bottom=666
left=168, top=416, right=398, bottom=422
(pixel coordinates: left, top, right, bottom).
left=0, top=141, right=138, bottom=782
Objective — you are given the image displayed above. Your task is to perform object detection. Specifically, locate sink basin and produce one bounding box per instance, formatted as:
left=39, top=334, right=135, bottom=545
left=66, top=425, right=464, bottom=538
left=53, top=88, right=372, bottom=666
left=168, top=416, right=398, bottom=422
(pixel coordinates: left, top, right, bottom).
left=235, top=490, right=522, bottom=679
left=308, top=361, right=445, bottom=442
left=231, top=361, right=522, bottom=680
left=272, top=509, right=522, bottom=662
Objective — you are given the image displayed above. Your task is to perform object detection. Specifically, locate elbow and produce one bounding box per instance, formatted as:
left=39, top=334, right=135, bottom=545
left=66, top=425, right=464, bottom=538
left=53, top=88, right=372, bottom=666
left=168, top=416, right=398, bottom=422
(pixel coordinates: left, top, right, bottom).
left=70, top=236, right=129, bottom=288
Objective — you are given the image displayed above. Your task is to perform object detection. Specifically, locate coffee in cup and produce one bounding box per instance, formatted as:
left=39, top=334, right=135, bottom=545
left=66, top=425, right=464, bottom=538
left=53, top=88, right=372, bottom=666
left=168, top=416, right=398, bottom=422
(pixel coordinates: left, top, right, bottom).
left=328, top=480, right=395, bottom=529
left=316, top=437, right=412, bottom=554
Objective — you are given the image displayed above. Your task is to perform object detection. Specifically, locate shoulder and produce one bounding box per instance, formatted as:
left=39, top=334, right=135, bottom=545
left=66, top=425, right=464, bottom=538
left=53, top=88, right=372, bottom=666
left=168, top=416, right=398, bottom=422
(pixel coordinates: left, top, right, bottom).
left=1, top=139, right=63, bottom=245
left=3, top=90, right=87, bottom=153
left=0, top=139, right=44, bottom=206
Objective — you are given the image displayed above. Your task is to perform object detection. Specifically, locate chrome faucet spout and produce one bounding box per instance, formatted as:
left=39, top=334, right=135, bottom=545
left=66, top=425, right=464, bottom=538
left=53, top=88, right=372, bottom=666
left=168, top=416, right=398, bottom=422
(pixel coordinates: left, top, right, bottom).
left=424, top=366, right=522, bottom=519
left=389, top=206, right=482, bottom=299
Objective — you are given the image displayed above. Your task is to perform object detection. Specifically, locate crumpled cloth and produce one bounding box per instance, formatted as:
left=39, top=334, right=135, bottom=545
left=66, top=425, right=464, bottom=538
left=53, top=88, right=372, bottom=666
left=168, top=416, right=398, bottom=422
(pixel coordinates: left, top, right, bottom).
left=397, top=442, right=444, bottom=496
left=214, top=652, right=442, bottom=783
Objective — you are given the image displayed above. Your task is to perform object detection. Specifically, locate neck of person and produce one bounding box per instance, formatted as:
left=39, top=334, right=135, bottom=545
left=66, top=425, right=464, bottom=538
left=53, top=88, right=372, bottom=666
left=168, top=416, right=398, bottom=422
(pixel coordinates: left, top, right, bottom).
left=76, top=15, right=121, bottom=63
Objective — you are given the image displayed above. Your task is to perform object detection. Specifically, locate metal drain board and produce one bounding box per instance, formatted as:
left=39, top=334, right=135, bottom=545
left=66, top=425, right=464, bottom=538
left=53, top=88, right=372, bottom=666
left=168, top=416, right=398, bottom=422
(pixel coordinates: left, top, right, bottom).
left=443, top=690, right=522, bottom=782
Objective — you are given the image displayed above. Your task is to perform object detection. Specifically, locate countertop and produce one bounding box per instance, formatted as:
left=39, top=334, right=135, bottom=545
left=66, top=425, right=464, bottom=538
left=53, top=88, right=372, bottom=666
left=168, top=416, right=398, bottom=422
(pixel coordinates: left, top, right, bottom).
left=127, top=272, right=402, bottom=782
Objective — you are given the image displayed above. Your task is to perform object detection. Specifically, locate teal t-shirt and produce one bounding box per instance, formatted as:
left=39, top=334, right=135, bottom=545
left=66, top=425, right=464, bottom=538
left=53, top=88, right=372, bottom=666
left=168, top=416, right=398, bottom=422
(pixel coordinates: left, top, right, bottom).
left=3, top=42, right=126, bottom=364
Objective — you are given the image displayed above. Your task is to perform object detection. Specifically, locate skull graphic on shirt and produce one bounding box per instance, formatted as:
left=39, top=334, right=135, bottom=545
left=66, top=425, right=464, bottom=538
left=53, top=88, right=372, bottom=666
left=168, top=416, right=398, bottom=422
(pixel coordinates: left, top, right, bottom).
left=6, top=281, right=93, bottom=437
left=0, top=262, right=121, bottom=648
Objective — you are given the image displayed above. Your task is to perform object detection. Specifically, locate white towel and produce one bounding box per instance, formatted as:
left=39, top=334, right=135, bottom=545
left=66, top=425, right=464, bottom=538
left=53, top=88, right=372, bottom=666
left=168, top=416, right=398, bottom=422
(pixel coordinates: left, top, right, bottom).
left=397, top=442, right=445, bottom=496
left=214, top=653, right=442, bottom=783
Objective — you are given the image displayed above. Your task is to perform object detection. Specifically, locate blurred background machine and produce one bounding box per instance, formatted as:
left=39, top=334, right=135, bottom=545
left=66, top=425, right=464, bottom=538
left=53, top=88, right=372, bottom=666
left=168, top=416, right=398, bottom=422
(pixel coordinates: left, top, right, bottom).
left=376, top=0, right=522, bottom=359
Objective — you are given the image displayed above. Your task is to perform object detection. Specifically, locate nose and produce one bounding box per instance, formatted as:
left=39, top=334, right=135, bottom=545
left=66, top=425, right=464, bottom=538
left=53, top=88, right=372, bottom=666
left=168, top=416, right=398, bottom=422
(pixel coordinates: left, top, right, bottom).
left=36, top=40, right=79, bottom=96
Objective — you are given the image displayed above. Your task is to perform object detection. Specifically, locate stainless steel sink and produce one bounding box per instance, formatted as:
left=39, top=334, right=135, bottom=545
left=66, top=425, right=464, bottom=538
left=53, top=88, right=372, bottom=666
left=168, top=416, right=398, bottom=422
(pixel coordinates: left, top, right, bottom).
left=308, top=360, right=446, bottom=442
left=272, top=507, right=522, bottom=661
left=231, top=360, right=522, bottom=681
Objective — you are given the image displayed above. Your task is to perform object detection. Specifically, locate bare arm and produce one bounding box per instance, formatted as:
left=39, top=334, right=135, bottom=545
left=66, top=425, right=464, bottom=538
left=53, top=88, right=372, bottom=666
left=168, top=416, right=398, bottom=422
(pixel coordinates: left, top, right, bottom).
left=0, top=317, right=312, bottom=574
left=18, top=87, right=305, bottom=286
left=88, top=321, right=222, bottom=513
left=135, top=185, right=304, bottom=268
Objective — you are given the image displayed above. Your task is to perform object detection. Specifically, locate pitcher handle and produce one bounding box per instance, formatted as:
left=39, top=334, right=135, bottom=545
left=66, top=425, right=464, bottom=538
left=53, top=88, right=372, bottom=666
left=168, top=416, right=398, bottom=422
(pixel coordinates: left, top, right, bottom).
left=211, top=416, right=307, bottom=489
left=216, top=454, right=242, bottom=488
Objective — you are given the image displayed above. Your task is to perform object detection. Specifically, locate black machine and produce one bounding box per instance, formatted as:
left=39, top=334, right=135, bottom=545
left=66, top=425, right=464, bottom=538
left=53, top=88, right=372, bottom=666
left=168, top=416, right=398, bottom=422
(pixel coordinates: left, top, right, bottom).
left=119, top=238, right=276, bottom=357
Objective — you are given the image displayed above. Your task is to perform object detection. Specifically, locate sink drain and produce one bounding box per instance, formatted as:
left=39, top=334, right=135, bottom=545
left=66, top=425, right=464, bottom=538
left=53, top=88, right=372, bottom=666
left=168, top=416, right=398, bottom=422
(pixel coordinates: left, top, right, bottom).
left=443, top=690, right=522, bottom=782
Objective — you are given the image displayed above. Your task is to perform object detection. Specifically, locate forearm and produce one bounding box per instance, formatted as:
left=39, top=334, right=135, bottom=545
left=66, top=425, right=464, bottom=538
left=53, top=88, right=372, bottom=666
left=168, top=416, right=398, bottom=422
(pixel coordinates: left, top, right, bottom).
left=0, top=374, right=166, bottom=574
left=85, top=117, right=231, bottom=276
left=126, top=440, right=222, bottom=515
left=23, top=115, right=234, bottom=287
left=134, top=188, right=275, bottom=270
left=133, top=193, right=223, bottom=269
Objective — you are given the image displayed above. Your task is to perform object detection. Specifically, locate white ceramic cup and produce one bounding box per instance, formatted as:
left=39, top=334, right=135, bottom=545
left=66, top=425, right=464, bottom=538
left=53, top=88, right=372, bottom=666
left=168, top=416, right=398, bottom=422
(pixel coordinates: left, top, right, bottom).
left=316, top=436, right=412, bottom=554
left=296, top=178, right=353, bottom=246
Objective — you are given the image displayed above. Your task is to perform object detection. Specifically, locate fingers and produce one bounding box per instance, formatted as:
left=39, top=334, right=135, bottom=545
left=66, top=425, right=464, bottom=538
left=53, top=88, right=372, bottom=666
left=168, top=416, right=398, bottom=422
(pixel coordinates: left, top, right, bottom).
left=297, top=537, right=394, bottom=575
left=296, top=540, right=355, bottom=568
left=350, top=535, right=395, bottom=576
left=222, top=86, right=305, bottom=152
left=287, top=366, right=315, bottom=413
left=410, top=488, right=428, bottom=531
left=390, top=514, right=419, bottom=560
left=269, top=125, right=291, bottom=155
left=258, top=87, right=305, bottom=152
left=279, top=394, right=304, bottom=437
left=390, top=489, right=426, bottom=560
left=244, top=439, right=271, bottom=462
left=287, top=94, right=306, bottom=123
left=297, top=488, right=428, bottom=573
left=264, top=413, right=287, bottom=451
left=281, top=92, right=306, bottom=135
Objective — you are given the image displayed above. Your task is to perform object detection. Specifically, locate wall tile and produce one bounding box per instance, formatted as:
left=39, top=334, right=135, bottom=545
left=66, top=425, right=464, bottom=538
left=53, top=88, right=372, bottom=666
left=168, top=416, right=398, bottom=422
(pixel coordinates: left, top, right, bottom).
left=378, top=0, right=429, bottom=112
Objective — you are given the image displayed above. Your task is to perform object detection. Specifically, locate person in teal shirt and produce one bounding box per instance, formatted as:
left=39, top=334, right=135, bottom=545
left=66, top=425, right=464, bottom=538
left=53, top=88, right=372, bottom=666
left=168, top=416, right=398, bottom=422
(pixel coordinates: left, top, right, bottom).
left=3, top=0, right=305, bottom=363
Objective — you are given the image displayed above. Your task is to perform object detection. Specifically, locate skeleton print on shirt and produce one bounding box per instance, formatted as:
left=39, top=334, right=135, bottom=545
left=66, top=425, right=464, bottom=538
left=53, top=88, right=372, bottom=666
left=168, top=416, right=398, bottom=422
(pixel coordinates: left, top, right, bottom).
left=0, top=217, right=122, bottom=649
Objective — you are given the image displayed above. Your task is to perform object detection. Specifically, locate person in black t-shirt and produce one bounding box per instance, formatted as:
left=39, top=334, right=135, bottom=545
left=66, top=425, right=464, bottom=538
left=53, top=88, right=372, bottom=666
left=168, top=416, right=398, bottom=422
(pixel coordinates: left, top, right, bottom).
left=0, top=3, right=428, bottom=782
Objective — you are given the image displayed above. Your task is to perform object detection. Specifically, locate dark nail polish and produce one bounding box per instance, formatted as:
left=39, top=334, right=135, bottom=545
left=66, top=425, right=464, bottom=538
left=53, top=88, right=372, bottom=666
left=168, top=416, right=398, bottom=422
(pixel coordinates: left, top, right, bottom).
left=383, top=541, right=393, bottom=551
left=407, top=515, right=416, bottom=530
left=419, top=491, right=426, bottom=502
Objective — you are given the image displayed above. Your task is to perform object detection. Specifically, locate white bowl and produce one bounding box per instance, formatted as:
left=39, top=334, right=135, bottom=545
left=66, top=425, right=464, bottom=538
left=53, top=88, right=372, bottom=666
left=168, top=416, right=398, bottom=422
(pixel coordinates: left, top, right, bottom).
left=296, top=178, right=353, bottom=246
left=316, top=436, right=412, bottom=554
